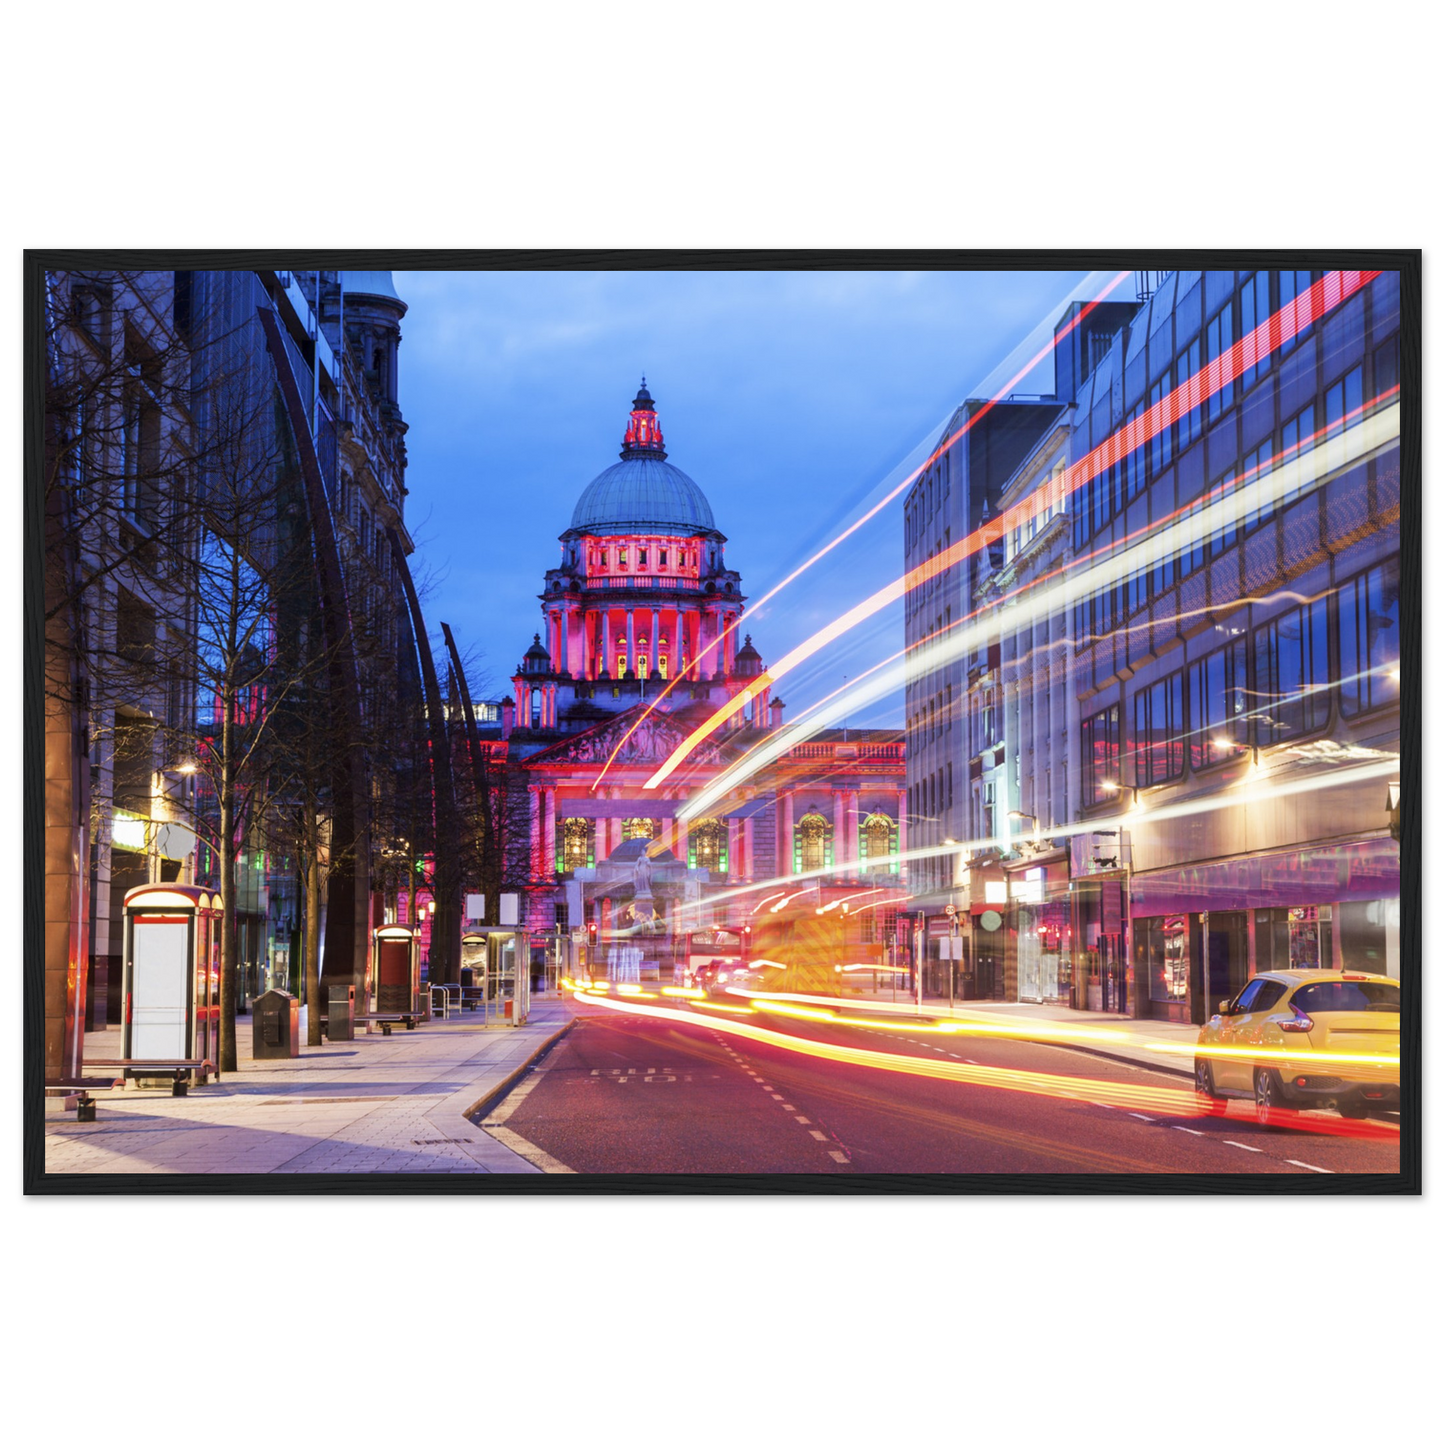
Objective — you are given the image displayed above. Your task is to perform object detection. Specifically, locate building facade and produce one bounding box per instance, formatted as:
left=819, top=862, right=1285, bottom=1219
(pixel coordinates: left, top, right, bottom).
left=41, top=266, right=424, bottom=1074
left=494, top=384, right=907, bottom=962
left=918, top=269, right=1402, bottom=1021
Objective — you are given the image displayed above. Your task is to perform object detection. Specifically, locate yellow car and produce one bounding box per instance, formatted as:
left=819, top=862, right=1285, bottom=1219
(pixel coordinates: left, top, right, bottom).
left=1193, top=970, right=1400, bottom=1126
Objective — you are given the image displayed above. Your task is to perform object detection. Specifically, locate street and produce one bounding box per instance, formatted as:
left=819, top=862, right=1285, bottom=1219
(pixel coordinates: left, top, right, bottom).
left=484, top=998, right=1402, bottom=1175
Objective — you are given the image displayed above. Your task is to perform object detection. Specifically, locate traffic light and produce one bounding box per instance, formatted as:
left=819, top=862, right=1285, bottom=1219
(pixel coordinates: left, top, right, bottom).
left=587, top=919, right=598, bottom=946
left=742, top=923, right=752, bottom=961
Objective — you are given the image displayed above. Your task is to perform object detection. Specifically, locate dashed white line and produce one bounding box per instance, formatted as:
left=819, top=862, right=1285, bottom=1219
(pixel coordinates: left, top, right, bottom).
left=1287, top=1159, right=1334, bottom=1174
left=1173, top=1126, right=1205, bottom=1136
left=828, top=1151, right=849, bottom=1164
left=781, top=1104, right=795, bottom=1111
left=1224, top=1141, right=1263, bottom=1153
left=1128, top=1112, right=1154, bottom=1122
left=770, top=1093, right=785, bottom=1100
left=809, top=1130, right=829, bottom=1141
left=794, top=1116, right=811, bottom=1125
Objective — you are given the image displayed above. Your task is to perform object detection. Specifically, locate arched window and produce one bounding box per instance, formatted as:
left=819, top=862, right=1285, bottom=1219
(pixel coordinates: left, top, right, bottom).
left=859, top=812, right=899, bottom=875
left=794, top=811, right=832, bottom=874
left=689, top=819, right=728, bottom=873
left=622, top=818, right=658, bottom=842
left=558, top=817, right=593, bottom=873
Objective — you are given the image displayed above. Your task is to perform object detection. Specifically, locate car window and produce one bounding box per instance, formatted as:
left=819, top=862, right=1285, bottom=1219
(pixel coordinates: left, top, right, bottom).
left=1248, top=981, right=1288, bottom=1013
left=1233, top=979, right=1266, bottom=1012
left=1291, top=980, right=1400, bottom=1014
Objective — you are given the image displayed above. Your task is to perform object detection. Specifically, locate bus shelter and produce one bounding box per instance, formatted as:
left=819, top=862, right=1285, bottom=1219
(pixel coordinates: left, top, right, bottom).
left=459, top=928, right=530, bottom=1026
left=370, top=924, right=421, bottom=1014
left=121, top=883, right=222, bottom=1086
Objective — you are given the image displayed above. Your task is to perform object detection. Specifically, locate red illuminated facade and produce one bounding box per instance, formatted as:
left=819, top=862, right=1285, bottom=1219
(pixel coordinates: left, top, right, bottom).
left=495, top=383, right=907, bottom=956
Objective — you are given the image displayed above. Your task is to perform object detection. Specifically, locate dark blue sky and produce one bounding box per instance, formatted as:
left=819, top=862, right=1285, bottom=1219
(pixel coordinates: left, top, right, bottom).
left=394, top=268, right=1090, bottom=721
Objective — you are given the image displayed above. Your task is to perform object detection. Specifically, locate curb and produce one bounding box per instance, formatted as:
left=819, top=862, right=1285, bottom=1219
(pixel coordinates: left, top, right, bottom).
left=462, top=1017, right=576, bottom=1124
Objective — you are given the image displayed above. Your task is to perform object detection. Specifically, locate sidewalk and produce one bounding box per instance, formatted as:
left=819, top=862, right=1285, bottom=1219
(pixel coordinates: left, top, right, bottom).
left=44, top=997, right=578, bottom=1176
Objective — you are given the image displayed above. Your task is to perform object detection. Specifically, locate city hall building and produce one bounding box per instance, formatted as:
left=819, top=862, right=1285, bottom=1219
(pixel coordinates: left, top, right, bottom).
left=492, top=383, right=908, bottom=961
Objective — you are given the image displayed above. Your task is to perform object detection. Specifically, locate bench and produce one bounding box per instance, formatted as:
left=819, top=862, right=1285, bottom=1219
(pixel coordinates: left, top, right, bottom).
left=316, top=1012, right=426, bottom=1038
left=81, top=1058, right=213, bottom=1097
left=46, top=1078, right=120, bottom=1121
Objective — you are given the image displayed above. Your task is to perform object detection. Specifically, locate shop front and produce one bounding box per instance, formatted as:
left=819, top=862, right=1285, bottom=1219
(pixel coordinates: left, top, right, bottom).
left=1006, top=853, right=1072, bottom=1005
left=1130, top=838, right=1399, bottom=1025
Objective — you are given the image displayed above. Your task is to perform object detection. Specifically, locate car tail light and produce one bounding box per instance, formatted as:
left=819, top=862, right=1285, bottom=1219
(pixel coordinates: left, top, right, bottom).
left=1278, top=1004, right=1314, bottom=1033
left=718, top=971, right=730, bottom=983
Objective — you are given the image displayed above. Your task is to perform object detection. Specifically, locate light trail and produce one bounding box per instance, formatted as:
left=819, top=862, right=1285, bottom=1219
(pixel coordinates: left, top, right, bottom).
left=645, top=270, right=1383, bottom=792
left=573, top=988, right=1397, bottom=1140
left=671, top=396, right=1399, bottom=816
left=587, top=272, right=1135, bottom=794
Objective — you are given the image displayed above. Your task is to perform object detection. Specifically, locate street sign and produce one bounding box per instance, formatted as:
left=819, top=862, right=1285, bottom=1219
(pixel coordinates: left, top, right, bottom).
left=945, top=904, right=957, bottom=917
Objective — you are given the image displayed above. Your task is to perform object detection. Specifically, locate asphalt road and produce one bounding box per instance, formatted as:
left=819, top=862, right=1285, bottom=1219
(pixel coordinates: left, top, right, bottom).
left=480, top=998, right=1401, bottom=1176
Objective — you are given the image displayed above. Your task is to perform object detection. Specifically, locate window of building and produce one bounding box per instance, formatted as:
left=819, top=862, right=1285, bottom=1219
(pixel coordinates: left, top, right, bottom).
left=617, top=548, right=628, bottom=568
left=1338, top=559, right=1401, bottom=717
left=1374, top=335, right=1399, bottom=402
left=1205, top=301, right=1235, bottom=423
left=1278, top=402, right=1316, bottom=509
left=621, top=818, right=658, bottom=842
left=1254, top=597, right=1331, bottom=740
left=658, top=548, right=668, bottom=567
left=794, top=812, right=833, bottom=874
left=1325, top=362, right=1365, bottom=438
left=1187, top=638, right=1248, bottom=769
left=638, top=548, right=648, bottom=567
left=1209, top=466, right=1239, bottom=558
left=1242, top=438, right=1275, bottom=532
left=1148, top=377, right=1171, bottom=477
left=553, top=902, right=570, bottom=928
left=689, top=819, right=728, bottom=873
left=115, top=587, right=156, bottom=665
left=858, top=813, right=898, bottom=874
left=1124, top=404, right=1145, bottom=500
left=1239, top=271, right=1271, bottom=391
left=1177, top=337, right=1203, bottom=450
left=558, top=817, right=593, bottom=873
left=1278, top=270, right=1314, bottom=355
left=1132, top=670, right=1184, bottom=785
left=1081, top=704, right=1120, bottom=806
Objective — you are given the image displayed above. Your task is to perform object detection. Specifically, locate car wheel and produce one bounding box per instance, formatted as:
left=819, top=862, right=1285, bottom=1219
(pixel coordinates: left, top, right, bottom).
left=1194, top=1059, right=1226, bottom=1116
left=1254, top=1068, right=1284, bottom=1129
left=1337, top=1100, right=1369, bottom=1120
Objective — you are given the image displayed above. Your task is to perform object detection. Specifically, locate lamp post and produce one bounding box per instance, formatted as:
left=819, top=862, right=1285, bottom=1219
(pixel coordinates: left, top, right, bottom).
left=1007, top=809, right=1042, bottom=848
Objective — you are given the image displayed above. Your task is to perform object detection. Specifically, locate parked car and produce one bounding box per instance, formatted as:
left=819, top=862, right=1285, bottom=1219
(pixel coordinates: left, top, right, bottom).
left=1194, top=970, right=1400, bottom=1126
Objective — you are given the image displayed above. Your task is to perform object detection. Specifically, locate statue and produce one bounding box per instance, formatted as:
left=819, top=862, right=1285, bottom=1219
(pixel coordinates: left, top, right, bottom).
left=632, top=848, right=654, bottom=898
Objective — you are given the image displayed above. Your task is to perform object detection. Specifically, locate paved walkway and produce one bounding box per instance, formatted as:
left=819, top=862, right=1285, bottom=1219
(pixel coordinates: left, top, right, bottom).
left=45, top=999, right=577, bottom=1176
left=45, top=990, right=1195, bottom=1177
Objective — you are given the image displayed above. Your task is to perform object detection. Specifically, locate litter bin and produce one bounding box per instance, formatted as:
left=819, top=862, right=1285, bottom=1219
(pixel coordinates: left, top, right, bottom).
left=327, top=983, right=356, bottom=1042
left=252, top=989, right=300, bottom=1060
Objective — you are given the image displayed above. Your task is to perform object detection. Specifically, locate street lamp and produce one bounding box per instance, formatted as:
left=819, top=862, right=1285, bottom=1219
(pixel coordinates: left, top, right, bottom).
left=1099, top=781, right=1144, bottom=813
left=1007, top=809, right=1042, bottom=845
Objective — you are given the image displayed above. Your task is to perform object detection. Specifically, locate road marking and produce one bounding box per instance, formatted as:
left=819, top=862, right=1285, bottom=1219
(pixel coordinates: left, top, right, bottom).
left=1173, top=1126, right=1205, bottom=1136
left=1093, top=1102, right=1114, bottom=1109
left=781, top=1104, right=795, bottom=1110
left=1224, top=1141, right=1263, bottom=1153
left=809, top=1130, right=828, bottom=1141
left=1287, top=1159, right=1334, bottom=1173
left=770, top=1093, right=785, bottom=1100
left=1128, top=1113, right=1154, bottom=1122
left=794, top=1117, right=811, bottom=1124
left=828, top=1151, right=849, bottom=1164
left=482, top=1124, right=576, bottom=1173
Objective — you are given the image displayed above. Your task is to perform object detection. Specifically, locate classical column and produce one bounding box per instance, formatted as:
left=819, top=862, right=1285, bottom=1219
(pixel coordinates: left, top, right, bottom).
left=626, top=610, right=636, bottom=676
left=832, top=790, right=847, bottom=880
left=698, top=608, right=713, bottom=676
left=726, top=817, right=741, bottom=880
left=780, top=791, right=795, bottom=875
left=543, top=789, right=557, bottom=876
left=595, top=816, right=608, bottom=864
left=743, top=816, right=755, bottom=880
left=846, top=789, right=860, bottom=873
left=897, top=788, right=908, bottom=880
left=650, top=608, right=660, bottom=677
left=559, top=609, right=570, bottom=676
left=528, top=787, right=542, bottom=878
left=601, top=610, right=612, bottom=678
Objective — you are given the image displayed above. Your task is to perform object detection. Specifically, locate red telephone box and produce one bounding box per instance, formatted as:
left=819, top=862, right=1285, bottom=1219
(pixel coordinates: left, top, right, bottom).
left=371, top=924, right=420, bottom=1013
left=122, top=883, right=222, bottom=1085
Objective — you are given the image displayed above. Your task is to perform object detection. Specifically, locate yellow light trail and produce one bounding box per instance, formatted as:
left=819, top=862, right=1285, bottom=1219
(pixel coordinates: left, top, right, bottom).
left=571, top=990, right=1396, bottom=1138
